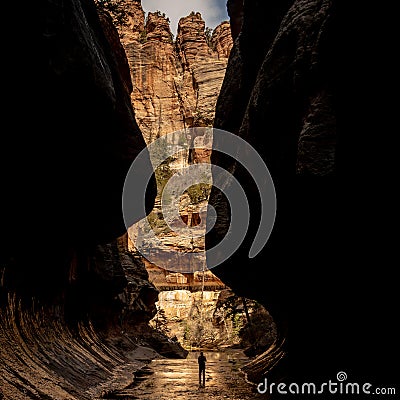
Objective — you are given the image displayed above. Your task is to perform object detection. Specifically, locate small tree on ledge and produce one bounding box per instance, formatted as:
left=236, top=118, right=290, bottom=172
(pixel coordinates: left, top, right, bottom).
left=150, top=305, right=171, bottom=336
left=94, top=0, right=128, bottom=29
left=205, top=27, right=213, bottom=47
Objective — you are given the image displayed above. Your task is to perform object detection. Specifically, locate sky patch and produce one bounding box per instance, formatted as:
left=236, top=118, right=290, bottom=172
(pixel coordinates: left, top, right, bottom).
left=142, top=0, right=229, bottom=35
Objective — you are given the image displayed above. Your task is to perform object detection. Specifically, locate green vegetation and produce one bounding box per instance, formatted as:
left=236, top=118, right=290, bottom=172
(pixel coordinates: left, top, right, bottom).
left=216, top=294, right=277, bottom=354
left=181, top=297, right=219, bottom=348
left=205, top=27, right=213, bottom=47
left=146, top=209, right=171, bottom=235
left=94, top=0, right=128, bottom=29
left=139, top=30, right=147, bottom=43
left=154, top=158, right=174, bottom=194
left=150, top=305, right=170, bottom=336
left=186, top=183, right=212, bottom=204
left=154, top=10, right=167, bottom=19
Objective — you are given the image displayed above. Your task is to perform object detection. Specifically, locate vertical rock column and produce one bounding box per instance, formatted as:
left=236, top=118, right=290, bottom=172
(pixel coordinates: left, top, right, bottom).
left=120, top=4, right=233, bottom=141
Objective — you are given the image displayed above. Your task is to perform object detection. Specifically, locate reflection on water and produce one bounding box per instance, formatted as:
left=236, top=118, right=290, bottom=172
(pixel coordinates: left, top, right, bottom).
left=110, top=349, right=267, bottom=399
left=186, top=349, right=247, bottom=361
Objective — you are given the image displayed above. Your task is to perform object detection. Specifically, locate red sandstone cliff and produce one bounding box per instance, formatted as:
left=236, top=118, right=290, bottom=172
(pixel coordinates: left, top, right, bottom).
left=120, top=4, right=233, bottom=143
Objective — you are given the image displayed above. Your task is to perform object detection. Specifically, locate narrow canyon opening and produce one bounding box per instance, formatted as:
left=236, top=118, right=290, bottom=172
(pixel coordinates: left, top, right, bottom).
left=0, top=1, right=277, bottom=399
left=115, top=0, right=279, bottom=391
left=1, top=1, right=396, bottom=399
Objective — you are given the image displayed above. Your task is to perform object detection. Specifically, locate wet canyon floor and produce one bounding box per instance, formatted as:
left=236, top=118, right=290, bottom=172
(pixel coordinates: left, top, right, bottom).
left=104, top=349, right=268, bottom=400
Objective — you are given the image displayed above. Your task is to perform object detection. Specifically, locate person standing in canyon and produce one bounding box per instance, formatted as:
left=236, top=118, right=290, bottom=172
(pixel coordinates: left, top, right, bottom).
left=198, top=351, right=207, bottom=387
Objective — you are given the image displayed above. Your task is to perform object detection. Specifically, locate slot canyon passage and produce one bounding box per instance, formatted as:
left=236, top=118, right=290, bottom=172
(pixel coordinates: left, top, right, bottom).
left=0, top=1, right=397, bottom=399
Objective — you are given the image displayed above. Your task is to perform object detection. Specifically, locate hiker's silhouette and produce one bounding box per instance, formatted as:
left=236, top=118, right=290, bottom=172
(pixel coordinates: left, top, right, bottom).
left=197, top=351, right=206, bottom=387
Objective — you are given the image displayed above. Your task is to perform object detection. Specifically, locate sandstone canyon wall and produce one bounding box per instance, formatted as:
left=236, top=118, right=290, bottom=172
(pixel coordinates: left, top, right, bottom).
left=0, top=0, right=231, bottom=397
left=208, top=0, right=397, bottom=386
left=0, top=1, right=167, bottom=398
left=1, top=0, right=395, bottom=397
left=119, top=1, right=233, bottom=273
left=120, top=1, right=233, bottom=143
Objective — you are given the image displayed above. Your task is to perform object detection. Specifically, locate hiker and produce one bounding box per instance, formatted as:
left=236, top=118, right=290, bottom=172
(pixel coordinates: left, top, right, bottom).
left=198, top=351, right=206, bottom=387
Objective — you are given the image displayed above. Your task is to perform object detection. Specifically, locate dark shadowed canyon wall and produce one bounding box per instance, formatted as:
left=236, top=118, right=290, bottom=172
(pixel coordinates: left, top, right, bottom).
left=207, top=0, right=397, bottom=387
left=1, top=1, right=232, bottom=395
left=0, top=0, right=162, bottom=397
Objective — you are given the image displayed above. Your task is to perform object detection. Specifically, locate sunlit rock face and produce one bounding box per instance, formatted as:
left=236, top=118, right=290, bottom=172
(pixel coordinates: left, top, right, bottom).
left=120, top=3, right=233, bottom=271
left=155, top=290, right=224, bottom=347
left=120, top=5, right=233, bottom=144
left=149, top=284, right=277, bottom=353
